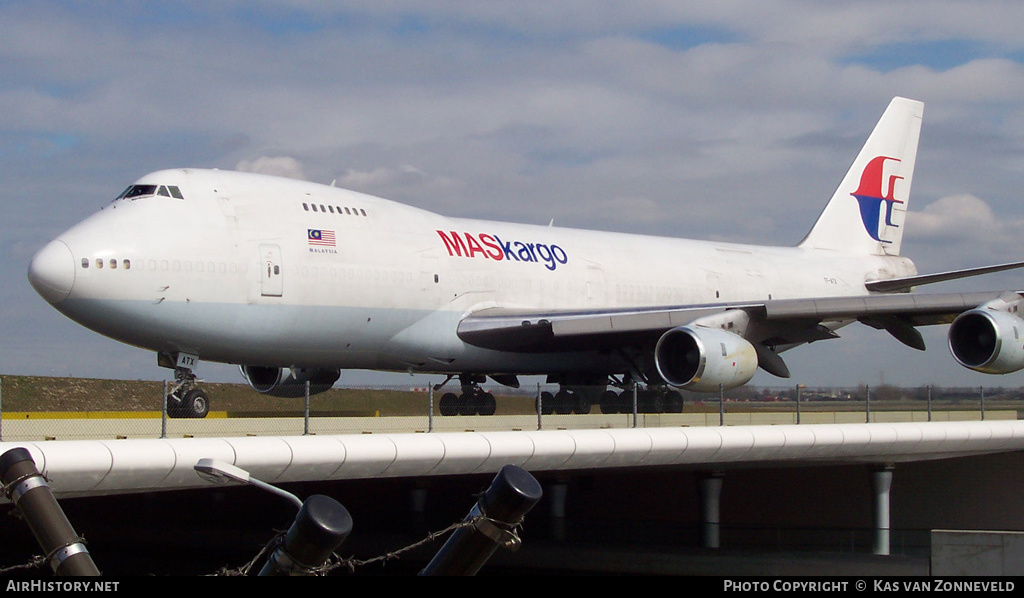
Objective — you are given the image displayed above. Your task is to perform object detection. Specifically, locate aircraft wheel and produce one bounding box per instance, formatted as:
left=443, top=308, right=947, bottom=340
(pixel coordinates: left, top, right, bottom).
left=439, top=392, right=459, bottom=416
left=664, top=390, right=684, bottom=413
left=182, top=388, right=210, bottom=419
left=599, top=390, right=619, bottom=414
left=639, top=390, right=664, bottom=413
left=554, top=390, right=573, bottom=414
left=616, top=391, right=634, bottom=413
left=572, top=392, right=592, bottom=415
left=479, top=392, right=496, bottom=416
left=457, top=393, right=476, bottom=416
left=165, top=398, right=186, bottom=418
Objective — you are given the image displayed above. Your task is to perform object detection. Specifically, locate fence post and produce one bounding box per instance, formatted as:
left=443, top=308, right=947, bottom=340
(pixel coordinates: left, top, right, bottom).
left=536, top=383, right=542, bottom=431
left=428, top=385, right=434, bottom=433
left=719, top=384, right=724, bottom=426
left=161, top=380, right=168, bottom=439
left=980, top=385, right=985, bottom=420
left=927, top=385, right=932, bottom=422
left=303, top=380, right=310, bottom=435
left=795, top=384, right=802, bottom=425
left=865, top=384, right=871, bottom=423
left=632, top=383, right=638, bottom=428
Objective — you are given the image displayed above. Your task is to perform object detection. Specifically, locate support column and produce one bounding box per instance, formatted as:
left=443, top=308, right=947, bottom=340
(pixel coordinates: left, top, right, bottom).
left=549, top=479, right=568, bottom=542
left=410, top=483, right=429, bottom=534
left=698, top=472, right=724, bottom=549
left=872, top=464, right=894, bottom=556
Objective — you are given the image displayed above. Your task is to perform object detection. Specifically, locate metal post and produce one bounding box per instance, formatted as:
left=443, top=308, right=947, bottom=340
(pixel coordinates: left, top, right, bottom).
left=626, top=380, right=634, bottom=428
left=980, top=385, right=986, bottom=420
left=260, top=494, right=353, bottom=576
left=865, top=384, right=871, bottom=423
left=536, top=383, right=542, bottom=431
left=871, top=465, right=894, bottom=556
left=719, top=384, right=725, bottom=426
left=548, top=479, right=568, bottom=542
left=161, top=380, right=168, bottom=439
left=795, top=384, right=803, bottom=425
left=428, top=385, right=434, bottom=432
left=420, top=465, right=543, bottom=576
left=0, top=448, right=101, bottom=576
left=699, top=472, right=724, bottom=549
left=927, top=385, right=932, bottom=422
left=303, top=380, right=311, bottom=435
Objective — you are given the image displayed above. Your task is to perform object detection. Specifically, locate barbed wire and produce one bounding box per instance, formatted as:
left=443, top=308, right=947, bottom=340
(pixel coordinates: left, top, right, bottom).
left=0, top=555, right=46, bottom=575
left=209, top=516, right=485, bottom=576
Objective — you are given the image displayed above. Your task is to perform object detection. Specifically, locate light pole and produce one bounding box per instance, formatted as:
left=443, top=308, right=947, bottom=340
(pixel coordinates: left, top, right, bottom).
left=194, top=458, right=351, bottom=575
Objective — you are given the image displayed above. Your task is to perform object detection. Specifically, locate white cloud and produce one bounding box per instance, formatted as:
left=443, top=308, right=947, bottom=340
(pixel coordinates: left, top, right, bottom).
left=908, top=194, right=997, bottom=238
left=235, top=156, right=308, bottom=180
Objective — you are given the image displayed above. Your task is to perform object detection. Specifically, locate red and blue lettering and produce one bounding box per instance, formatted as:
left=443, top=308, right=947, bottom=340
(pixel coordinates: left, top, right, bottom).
left=436, top=230, right=568, bottom=271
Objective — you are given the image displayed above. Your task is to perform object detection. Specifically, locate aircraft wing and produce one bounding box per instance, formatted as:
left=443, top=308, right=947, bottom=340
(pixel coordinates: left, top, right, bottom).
left=457, top=290, right=1020, bottom=355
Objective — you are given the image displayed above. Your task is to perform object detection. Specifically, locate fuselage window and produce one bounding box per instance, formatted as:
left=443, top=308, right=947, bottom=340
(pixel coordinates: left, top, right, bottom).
left=311, top=204, right=318, bottom=212
left=360, top=209, right=367, bottom=216
left=123, top=259, right=131, bottom=270
left=336, top=206, right=343, bottom=213
left=81, top=258, right=89, bottom=269
left=328, top=205, right=335, bottom=213
left=344, top=207, right=351, bottom=215
left=110, top=259, right=117, bottom=269
left=320, top=204, right=327, bottom=212
left=96, top=259, right=103, bottom=269
left=303, top=203, right=309, bottom=211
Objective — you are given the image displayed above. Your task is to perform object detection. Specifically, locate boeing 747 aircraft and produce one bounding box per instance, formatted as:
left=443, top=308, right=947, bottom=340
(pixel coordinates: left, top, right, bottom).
left=26, top=97, right=1024, bottom=417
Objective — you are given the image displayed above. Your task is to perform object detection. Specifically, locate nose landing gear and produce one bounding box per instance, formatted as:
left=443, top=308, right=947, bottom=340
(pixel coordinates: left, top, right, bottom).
left=160, top=352, right=211, bottom=418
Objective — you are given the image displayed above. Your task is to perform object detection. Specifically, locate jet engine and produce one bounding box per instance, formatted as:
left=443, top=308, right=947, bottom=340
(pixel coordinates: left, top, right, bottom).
left=239, top=366, right=342, bottom=397
left=948, top=308, right=1024, bottom=374
left=653, top=326, right=758, bottom=392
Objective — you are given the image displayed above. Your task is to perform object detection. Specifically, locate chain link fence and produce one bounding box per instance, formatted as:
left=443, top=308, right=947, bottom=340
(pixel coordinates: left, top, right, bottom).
left=0, top=375, right=1019, bottom=441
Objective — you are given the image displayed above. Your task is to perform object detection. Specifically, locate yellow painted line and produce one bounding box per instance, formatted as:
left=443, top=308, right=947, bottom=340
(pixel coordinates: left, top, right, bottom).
left=2, top=411, right=228, bottom=420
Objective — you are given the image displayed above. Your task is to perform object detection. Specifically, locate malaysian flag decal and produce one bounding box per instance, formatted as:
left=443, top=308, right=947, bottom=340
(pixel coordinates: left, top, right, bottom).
left=308, top=229, right=336, bottom=247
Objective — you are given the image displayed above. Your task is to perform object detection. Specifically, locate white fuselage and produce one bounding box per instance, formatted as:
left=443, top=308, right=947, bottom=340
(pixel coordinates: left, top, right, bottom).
left=30, top=168, right=916, bottom=378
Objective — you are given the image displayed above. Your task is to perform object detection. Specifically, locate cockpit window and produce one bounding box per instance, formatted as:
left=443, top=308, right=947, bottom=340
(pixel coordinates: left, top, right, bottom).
left=116, top=184, right=185, bottom=200
left=120, top=185, right=157, bottom=199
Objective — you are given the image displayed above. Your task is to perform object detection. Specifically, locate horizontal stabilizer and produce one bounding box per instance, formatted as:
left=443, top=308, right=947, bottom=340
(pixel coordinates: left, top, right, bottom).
left=866, top=260, right=1024, bottom=293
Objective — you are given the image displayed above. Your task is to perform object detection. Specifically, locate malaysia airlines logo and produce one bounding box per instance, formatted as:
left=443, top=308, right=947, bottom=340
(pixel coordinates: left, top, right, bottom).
left=852, top=156, right=904, bottom=243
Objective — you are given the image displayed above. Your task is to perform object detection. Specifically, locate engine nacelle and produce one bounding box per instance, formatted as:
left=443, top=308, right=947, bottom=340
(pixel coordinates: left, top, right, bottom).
left=654, top=326, right=758, bottom=392
left=239, top=366, right=341, bottom=397
left=948, top=309, right=1024, bottom=374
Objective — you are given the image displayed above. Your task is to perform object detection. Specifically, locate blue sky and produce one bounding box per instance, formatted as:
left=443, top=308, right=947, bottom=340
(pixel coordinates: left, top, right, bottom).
left=4, top=2, right=1024, bottom=389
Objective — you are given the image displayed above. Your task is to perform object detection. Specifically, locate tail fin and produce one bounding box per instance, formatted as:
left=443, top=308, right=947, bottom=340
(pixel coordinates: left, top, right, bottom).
left=798, top=97, right=923, bottom=256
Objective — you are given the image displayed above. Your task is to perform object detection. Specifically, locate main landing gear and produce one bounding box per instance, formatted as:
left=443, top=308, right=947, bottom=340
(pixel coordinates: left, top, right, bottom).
left=596, top=387, right=684, bottom=414
left=159, top=352, right=210, bottom=419
left=535, top=388, right=594, bottom=415
left=437, top=374, right=497, bottom=416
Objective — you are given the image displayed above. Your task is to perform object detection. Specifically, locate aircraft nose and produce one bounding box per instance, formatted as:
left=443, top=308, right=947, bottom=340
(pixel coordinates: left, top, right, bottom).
left=28, top=240, right=76, bottom=304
